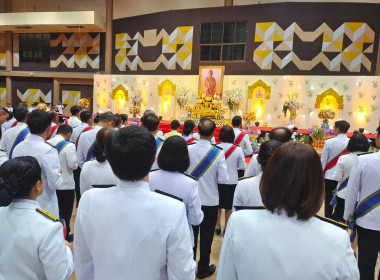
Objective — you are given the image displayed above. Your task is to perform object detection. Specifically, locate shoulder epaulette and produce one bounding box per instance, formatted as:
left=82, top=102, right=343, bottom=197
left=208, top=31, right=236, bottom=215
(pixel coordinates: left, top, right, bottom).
left=188, top=142, right=196, bottom=146
left=0, top=148, right=4, bottom=152
left=235, top=206, right=265, bottom=211
left=155, top=189, right=183, bottom=202
left=92, top=184, right=116, bottom=189
left=181, top=172, right=196, bottom=180
left=314, top=215, right=349, bottom=230
left=45, top=141, right=56, bottom=148
left=238, top=176, right=254, bottom=181
left=36, top=208, right=59, bottom=222
left=150, top=169, right=159, bottom=173
left=212, top=144, right=223, bottom=149
left=358, top=152, right=373, bottom=156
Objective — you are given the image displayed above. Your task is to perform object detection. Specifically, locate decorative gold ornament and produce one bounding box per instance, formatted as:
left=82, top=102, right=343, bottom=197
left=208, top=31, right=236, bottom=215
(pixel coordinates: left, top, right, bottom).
left=315, top=88, right=344, bottom=109
left=248, top=79, right=271, bottom=99
left=158, top=79, right=176, bottom=96
left=112, top=84, right=129, bottom=101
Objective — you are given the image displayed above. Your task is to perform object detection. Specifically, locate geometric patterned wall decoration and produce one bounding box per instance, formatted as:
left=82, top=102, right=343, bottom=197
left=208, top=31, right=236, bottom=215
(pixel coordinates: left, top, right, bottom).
left=16, top=88, right=52, bottom=105
left=0, top=88, right=6, bottom=106
left=0, top=34, right=6, bottom=67
left=62, top=90, right=81, bottom=114
left=254, top=22, right=375, bottom=72
left=115, top=26, right=193, bottom=71
left=50, top=33, right=100, bottom=69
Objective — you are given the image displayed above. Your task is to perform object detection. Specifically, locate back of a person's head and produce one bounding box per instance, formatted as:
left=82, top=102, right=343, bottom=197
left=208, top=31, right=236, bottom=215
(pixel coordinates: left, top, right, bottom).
left=198, top=118, right=215, bottom=137
left=27, top=110, right=52, bottom=134
left=57, top=124, right=73, bottom=135
left=114, top=114, right=122, bottom=128
left=7, top=112, right=13, bottom=121
left=49, top=111, right=58, bottom=121
left=142, top=113, right=159, bottom=132
left=170, top=119, right=180, bottom=130
left=158, top=136, right=190, bottom=173
left=106, top=126, right=156, bottom=181
left=347, top=132, right=369, bottom=152
left=143, top=109, right=155, bottom=117
left=258, top=139, right=282, bottom=169
left=219, top=125, right=235, bottom=143
left=334, top=120, right=350, bottom=133
left=14, top=104, right=29, bottom=122
left=183, top=120, right=195, bottom=136
left=70, top=106, right=81, bottom=116
left=231, top=116, right=242, bottom=127
left=120, top=113, right=128, bottom=123
left=80, top=110, right=93, bottom=123
left=269, top=127, right=292, bottom=143
left=260, top=142, right=324, bottom=221
left=97, top=112, right=115, bottom=124
left=358, top=128, right=364, bottom=134
left=94, top=127, right=115, bottom=163
left=0, top=157, right=42, bottom=206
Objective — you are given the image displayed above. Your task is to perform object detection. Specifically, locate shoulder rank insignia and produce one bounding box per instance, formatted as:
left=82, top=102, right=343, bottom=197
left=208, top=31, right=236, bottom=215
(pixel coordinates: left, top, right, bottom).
left=188, top=142, right=196, bottom=146
left=358, top=152, right=373, bottom=157
left=315, top=215, right=348, bottom=230
left=211, top=144, right=223, bottom=149
left=0, top=148, right=4, bottom=152
left=45, top=141, right=56, bottom=149
left=181, top=172, right=196, bottom=180
left=155, top=189, right=183, bottom=202
left=36, top=208, right=59, bottom=222
left=235, top=206, right=265, bottom=211
left=238, top=176, right=254, bottom=181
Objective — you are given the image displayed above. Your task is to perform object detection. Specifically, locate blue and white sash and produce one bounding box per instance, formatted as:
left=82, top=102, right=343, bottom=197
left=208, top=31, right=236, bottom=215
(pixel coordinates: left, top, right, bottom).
left=9, top=128, right=30, bottom=159
left=86, top=141, right=97, bottom=161
left=156, top=138, right=164, bottom=149
left=56, top=140, right=70, bottom=154
left=330, top=177, right=349, bottom=207
left=190, top=146, right=221, bottom=180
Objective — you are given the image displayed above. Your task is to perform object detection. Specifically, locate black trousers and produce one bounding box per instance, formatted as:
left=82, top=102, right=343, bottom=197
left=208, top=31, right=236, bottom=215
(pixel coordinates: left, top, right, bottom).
left=324, top=179, right=338, bottom=219
left=56, top=189, right=75, bottom=235
left=73, top=167, right=81, bottom=207
left=192, top=205, right=218, bottom=271
left=357, top=226, right=380, bottom=280
left=332, top=197, right=345, bottom=222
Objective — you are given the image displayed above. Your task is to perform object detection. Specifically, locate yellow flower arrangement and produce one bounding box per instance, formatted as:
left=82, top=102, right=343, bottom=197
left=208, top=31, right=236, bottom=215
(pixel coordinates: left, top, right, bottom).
left=78, top=98, right=90, bottom=109
left=318, top=109, right=335, bottom=120
left=36, top=103, right=48, bottom=111
left=242, top=112, right=256, bottom=122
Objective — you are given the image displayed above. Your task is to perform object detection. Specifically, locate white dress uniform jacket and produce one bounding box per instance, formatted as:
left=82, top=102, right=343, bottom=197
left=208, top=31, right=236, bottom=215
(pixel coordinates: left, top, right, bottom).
left=80, top=159, right=119, bottom=194
left=217, top=210, right=359, bottom=280
left=0, top=199, right=74, bottom=280
left=50, top=122, right=58, bottom=139
left=0, top=122, right=30, bottom=157
left=233, top=128, right=253, bottom=156
left=156, top=130, right=164, bottom=139
left=245, top=154, right=262, bottom=177
left=0, top=148, right=7, bottom=166
left=13, top=135, right=62, bottom=217
left=70, top=122, right=89, bottom=144
left=186, top=139, right=229, bottom=206
left=76, top=125, right=102, bottom=168
left=182, top=133, right=197, bottom=143
left=74, top=180, right=196, bottom=280
left=217, top=142, right=245, bottom=184
left=344, top=152, right=380, bottom=231
left=233, top=173, right=263, bottom=211
left=2, top=117, right=16, bottom=131
left=193, top=132, right=216, bottom=144
left=149, top=170, right=204, bottom=245
left=332, top=152, right=362, bottom=199
left=321, top=134, right=349, bottom=180
left=67, top=116, right=81, bottom=128
left=47, top=135, right=77, bottom=190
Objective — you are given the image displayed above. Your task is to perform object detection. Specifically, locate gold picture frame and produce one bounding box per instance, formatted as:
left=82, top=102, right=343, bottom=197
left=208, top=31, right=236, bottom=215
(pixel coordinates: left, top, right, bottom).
left=198, top=66, right=225, bottom=98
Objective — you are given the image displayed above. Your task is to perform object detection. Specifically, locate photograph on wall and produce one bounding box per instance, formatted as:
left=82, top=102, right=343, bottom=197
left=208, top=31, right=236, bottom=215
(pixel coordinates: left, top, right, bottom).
left=198, top=66, right=225, bottom=99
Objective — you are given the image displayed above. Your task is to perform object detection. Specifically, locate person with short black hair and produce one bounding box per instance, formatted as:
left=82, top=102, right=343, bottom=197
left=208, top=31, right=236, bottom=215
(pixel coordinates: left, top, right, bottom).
left=114, top=113, right=122, bottom=129
left=0, top=107, right=9, bottom=127
left=218, top=142, right=359, bottom=280
left=345, top=127, right=380, bottom=279
left=80, top=127, right=118, bottom=195
left=164, top=119, right=182, bottom=140
left=215, top=126, right=245, bottom=235
left=193, top=118, right=217, bottom=144
left=13, top=109, right=62, bottom=217
left=149, top=136, right=203, bottom=245
left=56, top=101, right=64, bottom=115
left=2, top=111, right=16, bottom=131
left=47, top=111, right=60, bottom=140
left=331, top=132, right=370, bottom=222
left=233, top=139, right=282, bottom=211
left=74, top=126, right=195, bottom=279
left=358, top=128, right=365, bottom=134
left=0, top=157, right=74, bottom=279
left=142, top=113, right=163, bottom=139
left=231, top=116, right=253, bottom=157
left=65, top=106, right=81, bottom=129
left=47, top=124, right=77, bottom=242
left=182, top=120, right=197, bottom=144
left=77, top=112, right=115, bottom=168
left=321, top=120, right=350, bottom=220
left=120, top=113, right=128, bottom=128
left=0, top=104, right=30, bottom=158
left=187, top=118, right=228, bottom=279
left=6, top=102, right=13, bottom=112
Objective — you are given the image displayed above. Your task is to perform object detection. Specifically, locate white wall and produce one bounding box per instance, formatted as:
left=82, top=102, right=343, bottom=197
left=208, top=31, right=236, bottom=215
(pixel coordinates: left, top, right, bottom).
left=94, top=74, right=380, bottom=133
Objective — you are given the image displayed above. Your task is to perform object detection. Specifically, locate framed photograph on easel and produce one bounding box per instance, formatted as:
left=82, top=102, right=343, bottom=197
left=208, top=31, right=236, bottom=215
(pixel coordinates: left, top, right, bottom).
left=198, top=66, right=225, bottom=99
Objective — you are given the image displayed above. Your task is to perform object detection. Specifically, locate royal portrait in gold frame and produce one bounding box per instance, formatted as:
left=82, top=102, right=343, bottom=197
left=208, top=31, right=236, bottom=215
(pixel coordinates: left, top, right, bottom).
left=198, top=66, right=225, bottom=98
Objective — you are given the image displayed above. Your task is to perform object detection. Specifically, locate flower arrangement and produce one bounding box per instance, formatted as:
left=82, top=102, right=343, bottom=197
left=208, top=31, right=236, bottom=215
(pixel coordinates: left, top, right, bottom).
left=242, top=112, right=256, bottom=123
left=245, top=129, right=261, bottom=135
left=129, top=106, right=141, bottom=115
left=36, top=103, right=48, bottom=111
left=311, top=128, right=325, bottom=140
left=225, top=88, right=243, bottom=111
left=307, top=127, right=334, bottom=136
left=129, top=90, right=143, bottom=115
left=78, top=98, right=89, bottom=109
left=318, top=109, right=335, bottom=120
left=282, top=93, right=300, bottom=124
left=176, top=86, right=192, bottom=109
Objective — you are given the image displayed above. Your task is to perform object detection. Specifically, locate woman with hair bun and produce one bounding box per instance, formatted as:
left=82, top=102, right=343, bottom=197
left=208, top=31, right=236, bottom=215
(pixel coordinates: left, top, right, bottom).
left=0, top=156, right=74, bottom=279
left=80, top=127, right=119, bottom=194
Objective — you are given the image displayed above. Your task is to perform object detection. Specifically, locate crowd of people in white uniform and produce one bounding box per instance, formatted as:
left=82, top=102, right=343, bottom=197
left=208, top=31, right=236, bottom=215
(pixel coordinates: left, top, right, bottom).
left=0, top=103, right=379, bottom=280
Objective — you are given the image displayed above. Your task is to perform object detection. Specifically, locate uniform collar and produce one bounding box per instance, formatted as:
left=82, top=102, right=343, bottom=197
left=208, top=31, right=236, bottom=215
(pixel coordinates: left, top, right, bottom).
left=94, top=125, right=103, bottom=131
left=118, top=180, right=149, bottom=190
left=336, top=134, right=348, bottom=139
left=10, top=199, right=40, bottom=210
left=28, top=134, right=46, bottom=142
left=197, top=139, right=212, bottom=145
left=54, top=135, right=65, bottom=141
left=71, top=116, right=79, bottom=120
left=16, top=122, right=27, bottom=128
